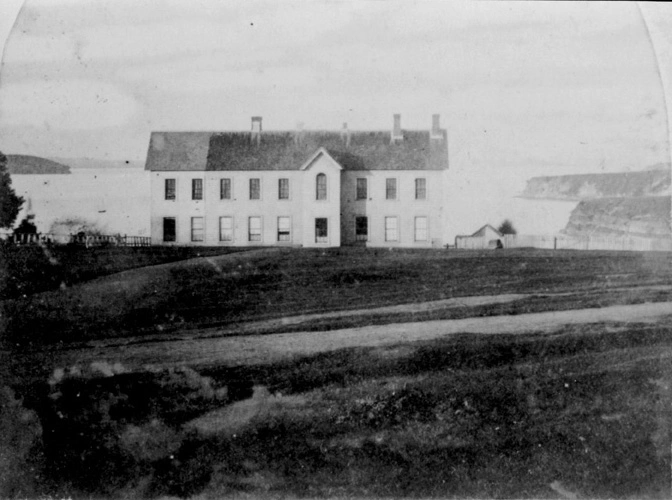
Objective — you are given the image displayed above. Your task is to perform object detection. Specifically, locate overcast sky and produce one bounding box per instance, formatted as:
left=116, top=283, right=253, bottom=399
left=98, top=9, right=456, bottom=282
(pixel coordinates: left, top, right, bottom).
left=1, top=0, right=671, bottom=178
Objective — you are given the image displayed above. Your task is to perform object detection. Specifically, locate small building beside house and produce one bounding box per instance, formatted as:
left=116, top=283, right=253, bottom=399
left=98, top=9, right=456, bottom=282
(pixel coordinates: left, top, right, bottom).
left=144, top=115, right=449, bottom=247
left=455, top=224, right=503, bottom=249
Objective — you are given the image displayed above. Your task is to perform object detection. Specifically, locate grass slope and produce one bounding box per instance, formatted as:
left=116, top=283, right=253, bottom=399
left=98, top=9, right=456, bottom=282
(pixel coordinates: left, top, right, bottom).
left=2, top=247, right=672, bottom=346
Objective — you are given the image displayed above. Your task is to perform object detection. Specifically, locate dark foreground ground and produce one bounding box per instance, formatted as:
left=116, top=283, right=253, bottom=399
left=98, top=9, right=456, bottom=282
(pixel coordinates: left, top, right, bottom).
left=1, top=247, right=671, bottom=498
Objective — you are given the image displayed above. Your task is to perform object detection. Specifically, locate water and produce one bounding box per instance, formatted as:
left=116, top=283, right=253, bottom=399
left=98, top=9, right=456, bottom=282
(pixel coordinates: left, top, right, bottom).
left=10, top=167, right=151, bottom=236
left=10, top=167, right=577, bottom=239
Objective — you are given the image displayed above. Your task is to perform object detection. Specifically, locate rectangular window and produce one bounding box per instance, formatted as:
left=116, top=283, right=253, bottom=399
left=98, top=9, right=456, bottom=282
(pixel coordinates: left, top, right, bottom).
left=277, top=216, right=291, bottom=242
left=165, top=179, right=176, bottom=200
left=415, top=216, right=428, bottom=241
left=249, top=178, right=260, bottom=200
left=386, top=178, right=397, bottom=200
left=248, top=216, right=262, bottom=242
left=278, top=178, right=289, bottom=200
left=220, top=178, right=231, bottom=200
left=356, top=178, right=367, bottom=200
left=219, top=216, right=233, bottom=242
left=192, top=179, right=203, bottom=200
left=315, top=218, right=328, bottom=243
left=191, top=217, right=204, bottom=242
left=163, top=217, right=176, bottom=242
left=355, top=216, right=368, bottom=242
left=385, top=216, right=398, bottom=241
left=415, top=178, right=426, bottom=200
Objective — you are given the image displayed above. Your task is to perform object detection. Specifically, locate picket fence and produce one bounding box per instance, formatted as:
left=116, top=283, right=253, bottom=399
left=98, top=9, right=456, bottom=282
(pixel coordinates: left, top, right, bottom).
left=455, top=233, right=672, bottom=252
left=0, top=232, right=152, bottom=248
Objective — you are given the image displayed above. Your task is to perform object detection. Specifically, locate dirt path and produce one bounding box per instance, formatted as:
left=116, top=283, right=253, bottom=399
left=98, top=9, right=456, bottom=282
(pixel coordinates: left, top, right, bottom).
left=42, top=301, right=672, bottom=372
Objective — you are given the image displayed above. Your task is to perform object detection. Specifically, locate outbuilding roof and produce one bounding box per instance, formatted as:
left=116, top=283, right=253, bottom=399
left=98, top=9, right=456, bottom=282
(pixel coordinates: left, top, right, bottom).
left=145, top=129, right=448, bottom=171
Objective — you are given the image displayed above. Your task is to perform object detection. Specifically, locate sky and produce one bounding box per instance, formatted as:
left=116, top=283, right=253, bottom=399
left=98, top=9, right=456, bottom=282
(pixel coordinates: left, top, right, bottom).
left=1, top=0, right=671, bottom=180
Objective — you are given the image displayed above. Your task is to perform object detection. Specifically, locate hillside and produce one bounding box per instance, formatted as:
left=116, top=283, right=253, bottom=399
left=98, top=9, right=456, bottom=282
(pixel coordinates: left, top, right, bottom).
left=522, top=168, right=670, bottom=200
left=564, top=196, right=671, bottom=239
left=6, top=154, right=71, bottom=174
left=48, top=157, right=144, bottom=169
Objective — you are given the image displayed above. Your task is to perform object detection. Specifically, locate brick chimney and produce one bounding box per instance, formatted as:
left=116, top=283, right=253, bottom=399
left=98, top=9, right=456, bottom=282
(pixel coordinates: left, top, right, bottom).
left=341, top=122, right=351, bottom=147
left=251, top=116, right=262, bottom=145
left=294, top=121, right=305, bottom=145
left=391, top=114, right=403, bottom=143
left=431, top=114, right=442, bottom=139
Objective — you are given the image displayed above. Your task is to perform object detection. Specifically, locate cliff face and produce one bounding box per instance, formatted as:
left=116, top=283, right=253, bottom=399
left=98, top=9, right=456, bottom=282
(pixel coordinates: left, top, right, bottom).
left=564, top=196, right=671, bottom=239
left=522, top=168, right=670, bottom=200
left=7, top=155, right=71, bottom=174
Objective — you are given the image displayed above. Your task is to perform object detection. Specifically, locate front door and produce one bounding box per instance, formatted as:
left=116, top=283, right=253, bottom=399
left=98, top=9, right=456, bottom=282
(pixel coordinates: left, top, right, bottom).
left=315, top=218, right=328, bottom=244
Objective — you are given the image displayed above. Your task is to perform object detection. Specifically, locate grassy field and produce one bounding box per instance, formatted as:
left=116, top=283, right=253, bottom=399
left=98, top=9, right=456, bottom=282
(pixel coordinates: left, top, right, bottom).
left=2, top=247, right=672, bottom=345
left=3, top=247, right=672, bottom=498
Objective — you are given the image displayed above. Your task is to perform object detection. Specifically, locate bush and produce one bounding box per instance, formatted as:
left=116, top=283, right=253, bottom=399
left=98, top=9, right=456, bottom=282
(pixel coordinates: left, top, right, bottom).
left=0, top=241, right=63, bottom=300
left=27, top=363, right=232, bottom=496
left=498, top=219, right=517, bottom=235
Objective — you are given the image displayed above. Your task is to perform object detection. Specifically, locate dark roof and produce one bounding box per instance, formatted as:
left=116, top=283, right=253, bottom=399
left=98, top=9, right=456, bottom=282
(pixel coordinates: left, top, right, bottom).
left=145, top=130, right=448, bottom=171
left=471, top=224, right=502, bottom=238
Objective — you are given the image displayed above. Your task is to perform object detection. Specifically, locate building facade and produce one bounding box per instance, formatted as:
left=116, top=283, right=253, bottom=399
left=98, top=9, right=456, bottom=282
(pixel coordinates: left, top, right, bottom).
left=145, top=115, right=449, bottom=248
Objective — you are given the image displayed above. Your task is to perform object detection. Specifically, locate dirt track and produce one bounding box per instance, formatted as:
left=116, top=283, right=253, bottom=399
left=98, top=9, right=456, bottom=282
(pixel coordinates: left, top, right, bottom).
left=42, top=300, right=672, bottom=372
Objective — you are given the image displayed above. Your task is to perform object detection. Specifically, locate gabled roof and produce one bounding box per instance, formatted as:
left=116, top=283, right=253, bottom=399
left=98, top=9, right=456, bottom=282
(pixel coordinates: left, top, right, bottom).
left=145, top=129, right=448, bottom=171
left=299, top=148, right=343, bottom=171
left=471, top=224, right=502, bottom=238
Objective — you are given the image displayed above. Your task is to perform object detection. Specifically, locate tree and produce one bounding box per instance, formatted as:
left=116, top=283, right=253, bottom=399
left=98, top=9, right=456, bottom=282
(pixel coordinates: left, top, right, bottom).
left=0, top=152, right=23, bottom=229
left=498, top=219, right=517, bottom=235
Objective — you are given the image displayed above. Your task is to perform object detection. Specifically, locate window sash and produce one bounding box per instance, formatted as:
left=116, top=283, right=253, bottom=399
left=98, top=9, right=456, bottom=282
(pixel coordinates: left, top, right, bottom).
left=192, top=179, right=203, bottom=200
left=163, top=218, right=176, bottom=242
left=220, top=178, right=232, bottom=200
left=315, top=218, right=328, bottom=242
left=385, top=216, right=398, bottom=241
left=248, top=216, right=262, bottom=241
left=356, top=178, right=367, bottom=200
left=386, top=178, right=397, bottom=200
left=355, top=216, right=368, bottom=241
left=277, top=216, right=291, bottom=242
left=219, top=216, right=233, bottom=242
left=249, top=178, right=261, bottom=200
left=278, top=178, right=289, bottom=200
left=415, top=216, right=428, bottom=241
left=165, top=179, right=176, bottom=200
left=415, top=178, right=426, bottom=200
left=191, top=217, right=204, bottom=242
left=316, top=174, right=327, bottom=200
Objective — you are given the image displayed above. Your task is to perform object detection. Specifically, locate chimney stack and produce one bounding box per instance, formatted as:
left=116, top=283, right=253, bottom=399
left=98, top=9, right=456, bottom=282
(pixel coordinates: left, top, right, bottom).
left=251, top=116, right=262, bottom=145
left=391, top=114, right=403, bottom=143
left=431, top=114, right=442, bottom=139
left=341, top=122, right=351, bottom=147
left=294, top=121, right=305, bottom=145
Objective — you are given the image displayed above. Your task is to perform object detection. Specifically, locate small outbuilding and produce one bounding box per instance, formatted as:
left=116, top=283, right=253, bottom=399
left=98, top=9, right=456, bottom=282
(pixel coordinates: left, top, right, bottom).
left=455, top=224, right=503, bottom=249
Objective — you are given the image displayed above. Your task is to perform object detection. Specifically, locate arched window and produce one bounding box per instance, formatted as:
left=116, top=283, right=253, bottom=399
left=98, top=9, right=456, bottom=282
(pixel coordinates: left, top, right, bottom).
left=316, top=173, right=327, bottom=200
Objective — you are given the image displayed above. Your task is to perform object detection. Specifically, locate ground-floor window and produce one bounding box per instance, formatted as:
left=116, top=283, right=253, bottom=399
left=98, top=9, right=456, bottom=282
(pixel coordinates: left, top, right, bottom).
left=191, top=217, right=204, bottom=242
left=277, top=216, right=291, bottom=242
left=163, top=217, right=176, bottom=242
left=249, top=216, right=262, bottom=242
left=219, top=216, right=233, bottom=242
left=355, top=216, right=368, bottom=241
left=414, top=216, right=428, bottom=241
left=385, top=216, right=398, bottom=241
left=315, top=218, right=328, bottom=243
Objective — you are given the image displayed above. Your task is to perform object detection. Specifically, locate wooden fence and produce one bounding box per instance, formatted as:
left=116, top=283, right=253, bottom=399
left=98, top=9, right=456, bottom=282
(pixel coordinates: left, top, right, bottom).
left=455, top=233, right=672, bottom=252
left=0, top=232, right=152, bottom=248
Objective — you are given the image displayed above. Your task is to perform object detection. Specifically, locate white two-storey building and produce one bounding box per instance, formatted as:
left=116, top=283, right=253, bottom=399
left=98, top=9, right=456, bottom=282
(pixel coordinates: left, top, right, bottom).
left=145, top=115, right=449, bottom=247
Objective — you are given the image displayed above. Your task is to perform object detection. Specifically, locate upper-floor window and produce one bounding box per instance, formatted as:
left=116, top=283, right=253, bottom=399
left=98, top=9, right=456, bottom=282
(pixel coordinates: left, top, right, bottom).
left=249, top=178, right=260, bottom=200
left=192, top=179, right=203, bottom=200
left=386, top=178, right=397, bottom=200
left=165, top=179, right=176, bottom=200
left=316, top=173, right=327, bottom=200
left=278, top=178, right=289, bottom=200
left=415, top=178, right=426, bottom=200
left=220, top=178, right=232, bottom=200
left=356, top=178, right=367, bottom=200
